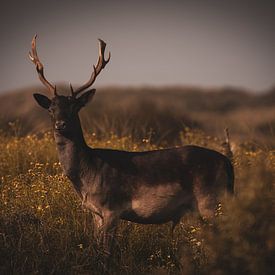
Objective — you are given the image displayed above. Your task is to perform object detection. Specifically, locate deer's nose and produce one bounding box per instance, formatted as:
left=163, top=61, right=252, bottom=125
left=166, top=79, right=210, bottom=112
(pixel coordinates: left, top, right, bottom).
left=55, top=120, right=66, bottom=130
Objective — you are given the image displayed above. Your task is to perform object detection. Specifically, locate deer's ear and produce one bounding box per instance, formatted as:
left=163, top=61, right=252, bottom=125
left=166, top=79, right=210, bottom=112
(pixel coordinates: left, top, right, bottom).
left=77, top=89, right=96, bottom=108
left=33, top=93, right=51, bottom=109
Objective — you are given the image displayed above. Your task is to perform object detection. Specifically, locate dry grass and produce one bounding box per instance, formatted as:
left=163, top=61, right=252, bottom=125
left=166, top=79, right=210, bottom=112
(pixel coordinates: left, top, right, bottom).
left=0, top=127, right=274, bottom=274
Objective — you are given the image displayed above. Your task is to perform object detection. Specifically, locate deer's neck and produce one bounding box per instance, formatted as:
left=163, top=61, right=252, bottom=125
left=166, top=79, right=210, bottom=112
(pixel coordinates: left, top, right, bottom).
left=54, top=116, right=89, bottom=194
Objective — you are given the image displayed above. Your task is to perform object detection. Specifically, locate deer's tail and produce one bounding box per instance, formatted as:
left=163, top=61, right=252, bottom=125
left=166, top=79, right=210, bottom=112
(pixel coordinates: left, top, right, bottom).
left=225, top=157, right=234, bottom=194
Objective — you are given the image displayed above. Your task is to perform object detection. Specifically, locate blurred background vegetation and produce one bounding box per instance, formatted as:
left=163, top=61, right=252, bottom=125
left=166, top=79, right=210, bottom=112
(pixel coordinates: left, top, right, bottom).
left=0, top=86, right=274, bottom=147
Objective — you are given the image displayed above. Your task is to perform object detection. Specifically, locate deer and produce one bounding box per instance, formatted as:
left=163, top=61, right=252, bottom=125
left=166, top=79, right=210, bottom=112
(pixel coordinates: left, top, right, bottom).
left=30, top=35, right=234, bottom=257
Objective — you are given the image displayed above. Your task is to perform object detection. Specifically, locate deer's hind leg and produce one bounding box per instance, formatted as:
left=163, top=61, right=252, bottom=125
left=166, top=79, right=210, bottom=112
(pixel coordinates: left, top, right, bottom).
left=193, top=179, right=217, bottom=220
left=195, top=192, right=217, bottom=220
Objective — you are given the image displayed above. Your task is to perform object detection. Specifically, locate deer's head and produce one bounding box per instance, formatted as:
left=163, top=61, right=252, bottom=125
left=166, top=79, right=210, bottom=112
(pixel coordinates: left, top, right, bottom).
left=30, top=35, right=110, bottom=133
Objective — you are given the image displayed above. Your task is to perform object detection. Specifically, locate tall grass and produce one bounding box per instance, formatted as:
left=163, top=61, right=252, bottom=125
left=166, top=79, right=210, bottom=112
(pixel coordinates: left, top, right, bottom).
left=0, top=128, right=274, bottom=274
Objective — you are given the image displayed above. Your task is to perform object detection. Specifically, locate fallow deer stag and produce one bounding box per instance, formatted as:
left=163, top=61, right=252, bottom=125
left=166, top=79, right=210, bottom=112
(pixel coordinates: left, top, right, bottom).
left=30, top=35, right=234, bottom=256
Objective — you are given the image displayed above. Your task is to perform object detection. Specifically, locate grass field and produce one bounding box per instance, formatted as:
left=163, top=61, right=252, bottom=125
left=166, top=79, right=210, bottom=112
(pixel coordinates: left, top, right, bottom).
left=0, top=86, right=274, bottom=274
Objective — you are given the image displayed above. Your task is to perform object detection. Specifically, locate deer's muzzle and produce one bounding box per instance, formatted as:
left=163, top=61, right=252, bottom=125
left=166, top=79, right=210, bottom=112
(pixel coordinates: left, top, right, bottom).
left=55, top=120, right=66, bottom=131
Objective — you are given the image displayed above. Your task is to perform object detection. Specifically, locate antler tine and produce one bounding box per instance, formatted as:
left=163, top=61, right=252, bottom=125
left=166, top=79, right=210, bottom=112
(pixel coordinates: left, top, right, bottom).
left=69, top=83, right=74, bottom=96
left=73, top=39, right=110, bottom=97
left=29, top=35, right=56, bottom=94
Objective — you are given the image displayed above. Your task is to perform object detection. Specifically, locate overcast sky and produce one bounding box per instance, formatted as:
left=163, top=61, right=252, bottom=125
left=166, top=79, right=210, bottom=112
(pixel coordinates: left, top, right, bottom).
left=0, top=0, right=274, bottom=93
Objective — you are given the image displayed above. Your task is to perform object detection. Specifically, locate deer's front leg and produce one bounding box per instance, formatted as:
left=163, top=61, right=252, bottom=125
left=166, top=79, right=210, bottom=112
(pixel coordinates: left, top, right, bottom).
left=92, top=211, right=118, bottom=254
left=101, top=211, right=118, bottom=257
left=92, top=212, right=104, bottom=241
left=93, top=211, right=118, bottom=273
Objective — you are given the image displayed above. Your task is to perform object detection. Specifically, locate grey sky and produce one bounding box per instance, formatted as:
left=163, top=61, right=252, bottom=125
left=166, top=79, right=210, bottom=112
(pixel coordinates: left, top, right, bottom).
left=0, top=0, right=274, bottom=93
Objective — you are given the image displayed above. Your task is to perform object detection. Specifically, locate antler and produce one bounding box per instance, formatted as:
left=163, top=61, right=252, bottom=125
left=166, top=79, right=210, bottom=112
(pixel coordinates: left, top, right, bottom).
left=29, top=35, right=56, bottom=95
left=72, top=39, right=110, bottom=97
